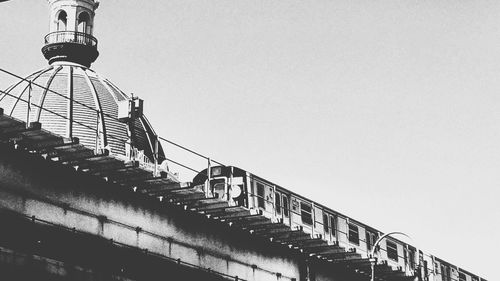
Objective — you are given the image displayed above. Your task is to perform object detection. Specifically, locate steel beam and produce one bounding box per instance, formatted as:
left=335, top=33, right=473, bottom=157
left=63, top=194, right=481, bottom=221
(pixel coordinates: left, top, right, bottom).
left=288, top=238, right=327, bottom=248
left=138, top=182, right=190, bottom=194
left=303, top=245, right=345, bottom=255
left=241, top=221, right=283, bottom=230
left=252, top=225, right=292, bottom=235
left=201, top=206, right=244, bottom=216
left=51, top=150, right=108, bottom=162
left=191, top=201, right=229, bottom=212
left=216, top=212, right=258, bottom=221
left=167, top=192, right=207, bottom=203
left=321, top=251, right=361, bottom=261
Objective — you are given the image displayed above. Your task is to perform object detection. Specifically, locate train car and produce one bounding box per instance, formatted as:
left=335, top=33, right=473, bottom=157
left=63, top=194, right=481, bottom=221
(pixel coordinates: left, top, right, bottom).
left=458, top=267, right=482, bottom=281
left=192, top=166, right=249, bottom=208
left=191, top=166, right=481, bottom=281
left=431, top=257, right=459, bottom=281
left=428, top=256, right=487, bottom=281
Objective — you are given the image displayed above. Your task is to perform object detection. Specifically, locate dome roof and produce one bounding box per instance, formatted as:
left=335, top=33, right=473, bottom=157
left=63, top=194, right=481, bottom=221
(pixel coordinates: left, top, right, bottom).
left=0, top=63, right=165, bottom=164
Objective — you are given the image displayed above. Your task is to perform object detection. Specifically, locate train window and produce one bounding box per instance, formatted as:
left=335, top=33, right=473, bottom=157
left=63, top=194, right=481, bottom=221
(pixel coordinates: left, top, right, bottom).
left=282, top=195, right=289, bottom=217
left=348, top=223, right=359, bottom=245
left=387, top=240, right=398, bottom=261
left=275, top=192, right=281, bottom=215
left=211, top=166, right=222, bottom=177
left=409, top=249, right=415, bottom=269
left=442, top=265, right=451, bottom=281
left=210, top=178, right=226, bottom=199
left=459, top=273, right=466, bottom=281
left=330, top=216, right=337, bottom=237
left=446, top=267, right=451, bottom=281
left=323, top=213, right=329, bottom=233
left=291, top=198, right=299, bottom=212
left=256, top=182, right=265, bottom=209
left=366, top=231, right=376, bottom=251
left=300, top=202, right=312, bottom=225
left=314, top=208, right=322, bottom=223
left=424, top=260, right=428, bottom=280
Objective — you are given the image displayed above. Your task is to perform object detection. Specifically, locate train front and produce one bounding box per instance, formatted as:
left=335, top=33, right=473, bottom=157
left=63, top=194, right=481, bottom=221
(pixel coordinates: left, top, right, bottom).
left=192, top=166, right=248, bottom=208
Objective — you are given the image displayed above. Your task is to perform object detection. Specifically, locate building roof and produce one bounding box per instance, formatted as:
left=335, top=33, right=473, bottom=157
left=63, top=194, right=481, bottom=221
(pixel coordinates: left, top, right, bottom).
left=0, top=62, right=165, bottom=164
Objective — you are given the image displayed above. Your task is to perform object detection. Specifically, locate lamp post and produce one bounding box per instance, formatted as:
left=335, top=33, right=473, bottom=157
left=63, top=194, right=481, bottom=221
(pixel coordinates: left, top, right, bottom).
left=369, top=231, right=410, bottom=281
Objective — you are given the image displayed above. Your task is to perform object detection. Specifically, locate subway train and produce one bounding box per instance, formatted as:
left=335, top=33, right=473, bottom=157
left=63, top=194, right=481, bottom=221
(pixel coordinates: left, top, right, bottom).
left=192, top=165, right=486, bottom=281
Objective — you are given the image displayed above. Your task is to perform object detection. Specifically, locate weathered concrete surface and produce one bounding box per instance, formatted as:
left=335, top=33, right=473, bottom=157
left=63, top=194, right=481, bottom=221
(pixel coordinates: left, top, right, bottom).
left=0, top=145, right=304, bottom=281
left=0, top=144, right=366, bottom=281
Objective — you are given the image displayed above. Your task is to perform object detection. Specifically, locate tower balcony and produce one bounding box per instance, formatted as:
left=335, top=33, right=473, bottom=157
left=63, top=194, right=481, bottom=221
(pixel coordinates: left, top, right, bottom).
left=41, top=31, right=99, bottom=67
left=45, top=31, right=98, bottom=47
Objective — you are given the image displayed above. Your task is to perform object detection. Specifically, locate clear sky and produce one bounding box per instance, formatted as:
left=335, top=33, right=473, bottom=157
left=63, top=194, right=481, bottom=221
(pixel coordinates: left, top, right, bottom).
left=1, top=0, right=499, bottom=280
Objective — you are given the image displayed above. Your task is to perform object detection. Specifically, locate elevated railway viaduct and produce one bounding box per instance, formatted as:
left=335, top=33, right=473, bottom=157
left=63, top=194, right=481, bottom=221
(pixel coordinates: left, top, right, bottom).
left=0, top=111, right=371, bottom=281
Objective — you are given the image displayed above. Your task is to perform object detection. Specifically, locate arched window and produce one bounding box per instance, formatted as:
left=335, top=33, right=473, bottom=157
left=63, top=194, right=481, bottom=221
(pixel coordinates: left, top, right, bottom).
left=56, top=10, right=67, bottom=31
left=78, top=12, right=90, bottom=34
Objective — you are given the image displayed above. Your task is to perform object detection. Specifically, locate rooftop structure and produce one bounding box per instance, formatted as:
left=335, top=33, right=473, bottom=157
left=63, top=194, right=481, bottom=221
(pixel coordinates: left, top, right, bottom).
left=42, top=0, right=99, bottom=67
left=0, top=0, right=168, bottom=171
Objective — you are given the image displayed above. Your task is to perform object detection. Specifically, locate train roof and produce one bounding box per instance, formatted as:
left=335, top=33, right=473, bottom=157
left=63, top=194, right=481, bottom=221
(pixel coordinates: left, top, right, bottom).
left=204, top=165, right=410, bottom=246
left=195, top=164, right=486, bottom=279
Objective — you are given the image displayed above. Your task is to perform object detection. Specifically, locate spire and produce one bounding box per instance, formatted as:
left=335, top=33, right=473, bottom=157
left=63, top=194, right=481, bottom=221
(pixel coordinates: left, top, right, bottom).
left=41, top=0, right=100, bottom=67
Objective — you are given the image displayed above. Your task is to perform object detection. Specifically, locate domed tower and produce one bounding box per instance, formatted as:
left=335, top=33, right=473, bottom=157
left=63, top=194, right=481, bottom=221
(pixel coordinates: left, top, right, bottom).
left=0, top=0, right=168, bottom=171
left=42, top=0, right=99, bottom=67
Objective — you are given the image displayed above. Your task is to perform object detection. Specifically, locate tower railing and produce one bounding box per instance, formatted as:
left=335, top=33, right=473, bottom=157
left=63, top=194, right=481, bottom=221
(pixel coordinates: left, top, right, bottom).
left=44, top=31, right=98, bottom=48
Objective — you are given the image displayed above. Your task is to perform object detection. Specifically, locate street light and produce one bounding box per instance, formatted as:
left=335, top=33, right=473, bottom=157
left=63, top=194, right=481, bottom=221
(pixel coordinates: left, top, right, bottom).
left=369, top=231, right=411, bottom=281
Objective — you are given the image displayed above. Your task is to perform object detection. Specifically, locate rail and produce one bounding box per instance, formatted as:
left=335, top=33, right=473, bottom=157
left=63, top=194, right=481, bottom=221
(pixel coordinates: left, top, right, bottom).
left=0, top=209, right=247, bottom=281
left=0, top=67, right=477, bottom=281
left=0, top=66, right=227, bottom=181
left=245, top=189, right=418, bottom=267
left=44, top=31, right=98, bottom=47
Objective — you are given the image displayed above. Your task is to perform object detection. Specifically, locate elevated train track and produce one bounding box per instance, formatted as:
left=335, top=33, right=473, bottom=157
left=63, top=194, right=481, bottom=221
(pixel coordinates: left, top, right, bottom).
left=0, top=107, right=412, bottom=281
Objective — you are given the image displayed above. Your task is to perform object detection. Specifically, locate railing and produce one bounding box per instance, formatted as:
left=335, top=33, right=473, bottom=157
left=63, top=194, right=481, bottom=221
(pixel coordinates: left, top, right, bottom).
left=0, top=208, right=247, bottom=281
left=0, top=66, right=475, bottom=281
left=44, top=31, right=98, bottom=48
left=0, top=67, right=223, bottom=182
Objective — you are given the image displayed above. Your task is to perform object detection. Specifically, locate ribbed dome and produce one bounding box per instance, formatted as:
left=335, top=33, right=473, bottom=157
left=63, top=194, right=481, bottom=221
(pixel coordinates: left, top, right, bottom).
left=0, top=63, right=165, bottom=164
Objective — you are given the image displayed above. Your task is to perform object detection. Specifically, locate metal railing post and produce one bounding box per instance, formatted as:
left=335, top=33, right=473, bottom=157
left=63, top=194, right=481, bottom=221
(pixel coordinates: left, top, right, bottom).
left=228, top=166, right=233, bottom=202
left=206, top=158, right=211, bottom=197
left=26, top=81, right=32, bottom=128
left=311, top=202, right=315, bottom=238
left=153, top=135, right=159, bottom=177
left=95, top=112, right=100, bottom=153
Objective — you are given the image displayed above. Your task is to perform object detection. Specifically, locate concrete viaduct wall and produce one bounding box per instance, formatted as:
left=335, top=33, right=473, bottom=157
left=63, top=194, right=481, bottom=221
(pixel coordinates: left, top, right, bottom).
left=0, top=145, right=352, bottom=281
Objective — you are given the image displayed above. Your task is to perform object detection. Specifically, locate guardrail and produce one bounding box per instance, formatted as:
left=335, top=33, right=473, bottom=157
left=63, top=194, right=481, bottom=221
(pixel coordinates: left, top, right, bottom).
left=44, top=31, right=98, bottom=47
left=0, top=67, right=220, bottom=182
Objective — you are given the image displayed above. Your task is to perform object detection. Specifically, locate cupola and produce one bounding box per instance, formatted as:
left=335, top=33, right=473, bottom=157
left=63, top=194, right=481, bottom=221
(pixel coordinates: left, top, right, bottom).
left=0, top=0, right=170, bottom=173
left=42, top=0, right=100, bottom=67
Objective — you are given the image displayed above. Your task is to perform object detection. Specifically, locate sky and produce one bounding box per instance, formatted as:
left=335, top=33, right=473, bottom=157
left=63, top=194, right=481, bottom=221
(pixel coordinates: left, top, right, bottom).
left=1, top=0, right=499, bottom=280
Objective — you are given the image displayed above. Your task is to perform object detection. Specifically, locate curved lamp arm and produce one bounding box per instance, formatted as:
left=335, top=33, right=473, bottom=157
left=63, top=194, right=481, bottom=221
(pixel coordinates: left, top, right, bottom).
left=369, top=231, right=411, bottom=258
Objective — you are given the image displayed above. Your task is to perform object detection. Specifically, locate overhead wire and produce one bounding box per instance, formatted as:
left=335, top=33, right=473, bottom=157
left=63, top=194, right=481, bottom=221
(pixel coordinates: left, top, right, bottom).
left=0, top=88, right=202, bottom=173
left=0, top=67, right=224, bottom=172
left=0, top=68, right=483, bottom=281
